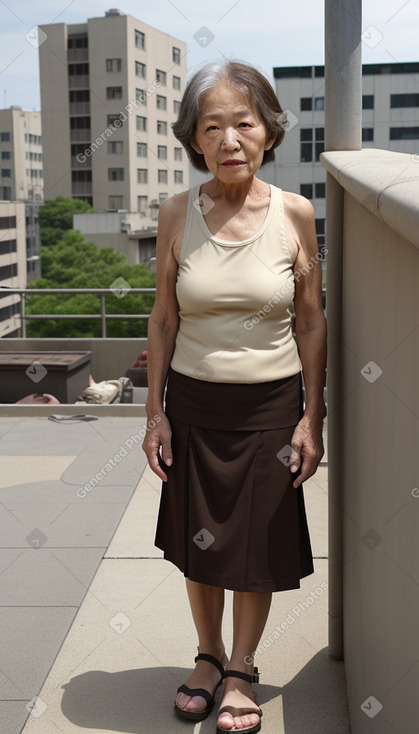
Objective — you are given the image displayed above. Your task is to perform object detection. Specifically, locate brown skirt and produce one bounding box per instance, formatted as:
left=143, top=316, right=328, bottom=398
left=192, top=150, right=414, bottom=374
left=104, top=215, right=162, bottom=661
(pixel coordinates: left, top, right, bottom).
left=154, top=368, right=314, bottom=592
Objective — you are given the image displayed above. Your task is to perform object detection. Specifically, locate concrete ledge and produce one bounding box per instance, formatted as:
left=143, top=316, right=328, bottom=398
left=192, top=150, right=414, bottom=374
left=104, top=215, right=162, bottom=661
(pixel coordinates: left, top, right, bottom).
left=320, top=149, right=419, bottom=248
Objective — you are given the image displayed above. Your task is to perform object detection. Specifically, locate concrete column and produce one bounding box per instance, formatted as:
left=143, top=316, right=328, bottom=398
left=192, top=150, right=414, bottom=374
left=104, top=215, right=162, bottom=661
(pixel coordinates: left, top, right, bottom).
left=323, top=0, right=362, bottom=659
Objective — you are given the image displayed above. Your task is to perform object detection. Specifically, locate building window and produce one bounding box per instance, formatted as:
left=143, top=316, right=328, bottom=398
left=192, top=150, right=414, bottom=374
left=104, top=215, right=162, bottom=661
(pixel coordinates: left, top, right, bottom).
left=68, top=62, right=89, bottom=76
left=172, top=47, right=181, bottom=64
left=136, top=115, right=147, bottom=131
left=106, top=58, right=121, bottom=72
left=0, top=263, right=17, bottom=280
left=0, top=132, right=10, bottom=142
left=156, top=69, right=166, bottom=85
left=300, top=183, right=313, bottom=199
left=314, top=96, right=324, bottom=111
left=108, top=141, right=123, bottom=154
left=109, top=195, right=123, bottom=209
left=1, top=169, right=11, bottom=177
left=158, top=169, right=168, bottom=184
left=159, top=192, right=168, bottom=204
left=136, top=88, right=147, bottom=105
left=135, top=61, right=146, bottom=78
left=106, top=86, right=123, bottom=100
left=301, top=98, right=312, bottom=111
left=315, top=182, right=326, bottom=198
left=300, top=128, right=324, bottom=162
left=174, top=170, right=183, bottom=184
left=108, top=114, right=124, bottom=127
left=315, top=218, right=326, bottom=246
left=156, top=95, right=167, bottom=110
left=173, top=75, right=181, bottom=90
left=108, top=168, right=124, bottom=181
left=157, top=145, right=167, bottom=159
left=174, top=147, right=183, bottom=161
left=157, top=120, right=167, bottom=135
left=137, top=195, right=148, bottom=214
left=390, top=127, right=419, bottom=140
left=68, top=34, right=88, bottom=49
left=390, top=93, right=419, bottom=108
left=173, top=100, right=181, bottom=114
left=362, top=128, right=374, bottom=142
left=135, top=29, right=145, bottom=49
left=137, top=168, right=148, bottom=183
left=0, top=215, right=16, bottom=227
left=1, top=151, right=10, bottom=160
left=362, top=95, right=374, bottom=109
left=137, top=142, right=147, bottom=157
left=300, top=129, right=313, bottom=162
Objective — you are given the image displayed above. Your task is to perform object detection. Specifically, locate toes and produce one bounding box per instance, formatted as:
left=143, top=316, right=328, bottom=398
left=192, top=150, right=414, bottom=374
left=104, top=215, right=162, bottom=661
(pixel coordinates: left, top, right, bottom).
left=233, top=713, right=260, bottom=729
left=218, top=712, right=235, bottom=731
left=177, top=694, right=207, bottom=712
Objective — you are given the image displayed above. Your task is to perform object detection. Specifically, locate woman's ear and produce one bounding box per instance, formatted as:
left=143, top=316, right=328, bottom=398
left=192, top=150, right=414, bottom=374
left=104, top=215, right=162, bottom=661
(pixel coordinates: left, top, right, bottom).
left=190, top=136, right=203, bottom=155
left=264, top=130, right=277, bottom=151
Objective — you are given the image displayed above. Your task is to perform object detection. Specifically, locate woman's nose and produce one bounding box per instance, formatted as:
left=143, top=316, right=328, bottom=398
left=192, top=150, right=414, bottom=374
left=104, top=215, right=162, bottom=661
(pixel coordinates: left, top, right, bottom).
left=221, top=128, right=240, bottom=150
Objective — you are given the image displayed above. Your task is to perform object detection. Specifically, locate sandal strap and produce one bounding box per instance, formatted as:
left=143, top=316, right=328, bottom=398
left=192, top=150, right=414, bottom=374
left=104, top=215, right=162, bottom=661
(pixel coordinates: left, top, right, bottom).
left=176, top=683, right=213, bottom=706
left=223, top=668, right=260, bottom=684
left=194, top=652, right=225, bottom=677
left=218, top=704, right=263, bottom=718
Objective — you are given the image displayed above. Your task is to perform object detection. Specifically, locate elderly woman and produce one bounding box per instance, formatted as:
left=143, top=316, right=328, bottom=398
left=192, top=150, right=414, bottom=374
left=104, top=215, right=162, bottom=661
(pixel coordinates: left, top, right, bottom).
left=143, top=61, right=327, bottom=734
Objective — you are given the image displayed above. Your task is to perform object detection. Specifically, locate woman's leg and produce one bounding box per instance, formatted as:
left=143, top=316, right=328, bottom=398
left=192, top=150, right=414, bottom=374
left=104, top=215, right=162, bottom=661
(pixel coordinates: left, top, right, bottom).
left=176, top=578, right=228, bottom=713
left=218, top=590, right=272, bottom=731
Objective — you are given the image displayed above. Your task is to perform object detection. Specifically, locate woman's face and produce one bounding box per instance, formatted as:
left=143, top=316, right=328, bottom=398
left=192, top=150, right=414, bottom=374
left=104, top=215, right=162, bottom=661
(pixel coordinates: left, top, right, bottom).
left=191, top=83, right=274, bottom=183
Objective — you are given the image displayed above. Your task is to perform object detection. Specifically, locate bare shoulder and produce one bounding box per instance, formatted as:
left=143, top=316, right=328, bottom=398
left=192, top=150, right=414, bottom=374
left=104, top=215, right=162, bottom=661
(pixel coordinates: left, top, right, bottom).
left=158, top=190, right=189, bottom=229
left=157, top=191, right=190, bottom=263
left=282, top=191, right=315, bottom=224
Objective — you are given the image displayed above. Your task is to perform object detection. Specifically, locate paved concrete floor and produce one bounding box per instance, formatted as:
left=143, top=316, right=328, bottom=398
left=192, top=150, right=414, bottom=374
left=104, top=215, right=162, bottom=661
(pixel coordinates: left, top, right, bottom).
left=0, top=416, right=350, bottom=734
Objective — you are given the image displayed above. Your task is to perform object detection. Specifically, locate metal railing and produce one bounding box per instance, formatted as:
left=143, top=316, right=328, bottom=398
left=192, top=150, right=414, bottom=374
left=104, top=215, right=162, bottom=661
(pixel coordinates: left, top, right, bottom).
left=0, top=287, right=156, bottom=338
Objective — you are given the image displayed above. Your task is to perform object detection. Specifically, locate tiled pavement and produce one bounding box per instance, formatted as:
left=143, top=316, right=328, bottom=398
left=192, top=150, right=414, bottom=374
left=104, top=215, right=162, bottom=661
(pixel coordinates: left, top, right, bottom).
left=0, top=415, right=350, bottom=734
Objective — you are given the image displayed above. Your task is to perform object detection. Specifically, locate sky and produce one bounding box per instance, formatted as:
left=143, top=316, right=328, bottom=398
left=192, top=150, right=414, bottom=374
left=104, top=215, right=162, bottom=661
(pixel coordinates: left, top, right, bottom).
left=0, top=0, right=417, bottom=110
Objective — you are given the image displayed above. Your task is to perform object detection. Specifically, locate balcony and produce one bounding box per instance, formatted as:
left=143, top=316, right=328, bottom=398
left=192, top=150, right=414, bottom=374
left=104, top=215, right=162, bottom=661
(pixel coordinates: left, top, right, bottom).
left=68, top=74, right=89, bottom=89
left=69, top=129, right=91, bottom=142
left=69, top=102, right=91, bottom=115
left=71, top=181, right=92, bottom=196
left=71, top=155, right=91, bottom=169
left=67, top=48, right=88, bottom=62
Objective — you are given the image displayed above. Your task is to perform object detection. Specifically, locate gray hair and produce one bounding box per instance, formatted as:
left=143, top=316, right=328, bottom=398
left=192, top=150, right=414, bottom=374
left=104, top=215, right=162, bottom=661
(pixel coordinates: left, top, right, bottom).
left=172, top=61, right=286, bottom=172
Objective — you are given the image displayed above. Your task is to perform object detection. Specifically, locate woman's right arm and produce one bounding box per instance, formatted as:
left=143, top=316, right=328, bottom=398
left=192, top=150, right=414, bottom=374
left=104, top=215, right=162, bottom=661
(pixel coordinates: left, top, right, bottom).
left=142, top=196, right=184, bottom=481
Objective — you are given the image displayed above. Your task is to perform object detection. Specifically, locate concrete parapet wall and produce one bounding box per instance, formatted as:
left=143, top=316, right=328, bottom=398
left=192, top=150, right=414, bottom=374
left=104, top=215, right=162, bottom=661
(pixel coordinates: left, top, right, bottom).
left=322, top=149, right=419, bottom=732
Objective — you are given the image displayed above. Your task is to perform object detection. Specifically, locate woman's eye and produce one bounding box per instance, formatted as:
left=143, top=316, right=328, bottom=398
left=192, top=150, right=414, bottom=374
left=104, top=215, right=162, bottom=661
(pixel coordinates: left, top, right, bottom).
left=239, top=122, right=251, bottom=128
left=206, top=125, right=219, bottom=131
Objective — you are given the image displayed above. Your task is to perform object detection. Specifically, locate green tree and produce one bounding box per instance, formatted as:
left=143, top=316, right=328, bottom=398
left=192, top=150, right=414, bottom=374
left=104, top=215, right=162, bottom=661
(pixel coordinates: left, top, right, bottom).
left=26, top=231, right=156, bottom=338
left=39, top=196, right=94, bottom=247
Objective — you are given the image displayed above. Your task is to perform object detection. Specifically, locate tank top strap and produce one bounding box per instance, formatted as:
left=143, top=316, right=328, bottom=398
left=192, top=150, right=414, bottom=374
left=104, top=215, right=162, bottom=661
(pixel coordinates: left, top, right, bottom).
left=179, top=184, right=201, bottom=264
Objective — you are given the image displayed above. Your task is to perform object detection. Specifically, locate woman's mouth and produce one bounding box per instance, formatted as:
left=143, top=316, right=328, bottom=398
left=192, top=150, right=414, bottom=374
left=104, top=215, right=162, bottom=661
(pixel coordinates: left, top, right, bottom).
left=221, top=160, right=246, bottom=168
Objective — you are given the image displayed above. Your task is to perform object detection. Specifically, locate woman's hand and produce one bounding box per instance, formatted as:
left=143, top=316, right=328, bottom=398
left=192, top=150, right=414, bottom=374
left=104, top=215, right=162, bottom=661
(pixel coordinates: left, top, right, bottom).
left=142, top=413, right=173, bottom=482
left=289, top=414, right=325, bottom=488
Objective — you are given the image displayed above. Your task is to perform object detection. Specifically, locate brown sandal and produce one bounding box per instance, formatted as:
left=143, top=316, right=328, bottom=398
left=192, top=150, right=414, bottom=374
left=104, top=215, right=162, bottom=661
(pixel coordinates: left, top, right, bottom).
left=175, top=652, right=225, bottom=721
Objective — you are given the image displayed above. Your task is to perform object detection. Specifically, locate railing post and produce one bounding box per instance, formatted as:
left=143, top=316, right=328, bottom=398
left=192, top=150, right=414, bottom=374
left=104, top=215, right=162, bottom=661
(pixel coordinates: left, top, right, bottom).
left=101, top=295, right=107, bottom=338
left=324, top=0, right=362, bottom=660
left=20, top=292, right=26, bottom=338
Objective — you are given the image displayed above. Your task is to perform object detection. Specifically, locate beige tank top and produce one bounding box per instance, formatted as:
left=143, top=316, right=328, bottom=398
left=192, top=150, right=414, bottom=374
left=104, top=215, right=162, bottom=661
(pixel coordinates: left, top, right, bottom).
left=170, top=183, right=302, bottom=383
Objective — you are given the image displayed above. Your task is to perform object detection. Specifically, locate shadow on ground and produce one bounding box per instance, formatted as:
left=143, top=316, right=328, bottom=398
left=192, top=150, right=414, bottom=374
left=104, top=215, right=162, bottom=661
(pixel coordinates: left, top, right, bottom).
left=61, top=649, right=349, bottom=733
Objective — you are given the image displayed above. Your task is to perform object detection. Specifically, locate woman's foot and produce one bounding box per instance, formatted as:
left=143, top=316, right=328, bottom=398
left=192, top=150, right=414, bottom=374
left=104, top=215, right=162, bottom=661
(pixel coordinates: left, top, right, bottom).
left=175, top=648, right=228, bottom=715
left=217, top=665, right=262, bottom=732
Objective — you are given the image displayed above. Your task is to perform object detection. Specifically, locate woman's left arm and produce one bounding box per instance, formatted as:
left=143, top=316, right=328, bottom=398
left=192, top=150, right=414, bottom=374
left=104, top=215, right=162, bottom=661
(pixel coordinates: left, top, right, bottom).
left=288, top=195, right=327, bottom=489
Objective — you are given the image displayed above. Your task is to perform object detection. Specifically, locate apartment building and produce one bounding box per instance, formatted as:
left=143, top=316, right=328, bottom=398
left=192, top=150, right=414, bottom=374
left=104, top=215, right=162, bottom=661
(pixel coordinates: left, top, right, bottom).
left=260, top=61, right=419, bottom=260
left=0, top=107, right=43, bottom=203
left=38, top=9, right=188, bottom=220
left=0, top=201, right=26, bottom=337
left=0, top=108, right=43, bottom=282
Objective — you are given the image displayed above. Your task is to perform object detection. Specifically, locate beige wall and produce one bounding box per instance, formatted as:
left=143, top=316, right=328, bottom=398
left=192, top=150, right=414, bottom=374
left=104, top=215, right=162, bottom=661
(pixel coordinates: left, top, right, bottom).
left=322, top=149, right=419, bottom=733
left=0, top=201, right=27, bottom=336
left=0, top=108, right=43, bottom=201
left=38, top=23, right=72, bottom=199
left=39, top=13, right=188, bottom=211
